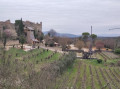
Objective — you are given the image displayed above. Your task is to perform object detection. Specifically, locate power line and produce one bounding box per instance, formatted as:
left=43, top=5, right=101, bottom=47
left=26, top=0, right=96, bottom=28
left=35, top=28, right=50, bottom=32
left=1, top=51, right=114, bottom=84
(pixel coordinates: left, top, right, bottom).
left=109, top=28, right=120, bottom=30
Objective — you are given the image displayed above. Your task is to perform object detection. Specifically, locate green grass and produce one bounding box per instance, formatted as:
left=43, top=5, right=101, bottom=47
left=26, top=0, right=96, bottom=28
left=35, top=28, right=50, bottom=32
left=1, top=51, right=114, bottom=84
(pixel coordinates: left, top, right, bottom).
left=0, top=48, right=120, bottom=89
left=46, top=53, right=61, bottom=63
left=55, top=60, right=78, bottom=89
left=0, top=48, right=63, bottom=75
left=55, top=58, right=120, bottom=89
left=0, top=48, right=61, bottom=66
left=82, top=59, right=104, bottom=67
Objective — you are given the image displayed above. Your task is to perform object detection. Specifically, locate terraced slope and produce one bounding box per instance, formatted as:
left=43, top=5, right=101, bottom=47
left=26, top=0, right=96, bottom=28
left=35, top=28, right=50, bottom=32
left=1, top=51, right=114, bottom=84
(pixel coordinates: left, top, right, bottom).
left=54, top=59, right=120, bottom=89
left=0, top=48, right=120, bottom=89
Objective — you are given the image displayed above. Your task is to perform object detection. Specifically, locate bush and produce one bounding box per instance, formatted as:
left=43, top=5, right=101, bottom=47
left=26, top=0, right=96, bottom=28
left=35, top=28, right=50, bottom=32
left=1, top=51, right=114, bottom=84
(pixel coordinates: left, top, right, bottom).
left=49, top=42, right=54, bottom=47
left=45, top=52, right=76, bottom=75
left=45, top=40, right=55, bottom=47
left=45, top=43, right=48, bottom=47
left=56, top=52, right=76, bottom=74
left=62, top=45, right=66, bottom=51
left=117, top=61, right=120, bottom=66
left=114, top=48, right=120, bottom=54
left=97, top=59, right=102, bottom=64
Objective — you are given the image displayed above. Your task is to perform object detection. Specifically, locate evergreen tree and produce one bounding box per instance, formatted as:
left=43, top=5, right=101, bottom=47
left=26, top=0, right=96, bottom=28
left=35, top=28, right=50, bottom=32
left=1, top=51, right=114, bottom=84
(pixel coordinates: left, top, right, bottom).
left=82, top=32, right=90, bottom=47
left=15, top=18, right=24, bottom=36
left=90, top=34, right=97, bottom=46
left=19, top=35, right=26, bottom=49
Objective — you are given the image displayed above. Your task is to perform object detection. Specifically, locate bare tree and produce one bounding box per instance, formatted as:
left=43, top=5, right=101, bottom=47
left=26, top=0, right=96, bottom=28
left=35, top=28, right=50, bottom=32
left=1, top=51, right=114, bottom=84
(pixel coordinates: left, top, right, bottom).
left=48, top=29, right=57, bottom=37
left=57, top=37, right=72, bottom=50
left=75, top=40, right=84, bottom=49
left=1, top=29, right=14, bottom=48
left=103, top=39, right=116, bottom=50
left=96, top=41, right=104, bottom=51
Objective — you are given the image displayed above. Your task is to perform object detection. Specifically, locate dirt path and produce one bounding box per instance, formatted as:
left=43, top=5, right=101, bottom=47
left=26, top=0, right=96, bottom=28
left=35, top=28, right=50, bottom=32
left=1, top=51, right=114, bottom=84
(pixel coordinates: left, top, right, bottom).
left=40, top=45, right=64, bottom=53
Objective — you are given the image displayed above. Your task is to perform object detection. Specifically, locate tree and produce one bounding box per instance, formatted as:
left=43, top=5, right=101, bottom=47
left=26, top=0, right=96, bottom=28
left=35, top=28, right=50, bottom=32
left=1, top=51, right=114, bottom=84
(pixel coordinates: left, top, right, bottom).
left=3, top=26, right=6, bottom=30
left=15, top=18, right=24, bottom=36
left=103, top=39, right=115, bottom=50
left=19, top=35, right=26, bottom=49
left=34, top=29, right=44, bottom=42
left=0, top=30, right=2, bottom=39
left=91, top=34, right=97, bottom=46
left=75, top=40, right=84, bottom=49
left=39, top=32, right=44, bottom=42
left=1, top=29, right=13, bottom=48
left=96, top=41, right=104, bottom=51
left=34, top=30, right=38, bottom=39
left=58, top=37, right=72, bottom=50
left=115, top=48, right=120, bottom=54
left=82, top=32, right=90, bottom=47
left=48, top=29, right=56, bottom=37
left=53, top=36, right=59, bottom=43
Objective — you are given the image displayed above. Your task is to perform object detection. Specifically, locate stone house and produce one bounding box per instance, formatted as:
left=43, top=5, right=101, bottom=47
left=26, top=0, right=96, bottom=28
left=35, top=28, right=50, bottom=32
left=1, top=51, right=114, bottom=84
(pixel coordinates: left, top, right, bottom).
left=24, top=27, right=39, bottom=44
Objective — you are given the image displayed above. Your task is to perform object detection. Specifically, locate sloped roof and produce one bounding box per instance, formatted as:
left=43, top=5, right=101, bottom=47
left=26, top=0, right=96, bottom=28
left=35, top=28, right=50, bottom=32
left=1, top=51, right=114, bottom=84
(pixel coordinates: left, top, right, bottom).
left=27, top=27, right=34, bottom=31
left=32, top=39, right=39, bottom=42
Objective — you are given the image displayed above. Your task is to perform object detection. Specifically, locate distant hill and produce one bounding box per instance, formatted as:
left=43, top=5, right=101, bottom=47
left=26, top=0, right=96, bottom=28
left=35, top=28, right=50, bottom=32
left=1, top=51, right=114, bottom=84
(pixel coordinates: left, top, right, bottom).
left=43, top=31, right=120, bottom=38
left=43, top=31, right=80, bottom=38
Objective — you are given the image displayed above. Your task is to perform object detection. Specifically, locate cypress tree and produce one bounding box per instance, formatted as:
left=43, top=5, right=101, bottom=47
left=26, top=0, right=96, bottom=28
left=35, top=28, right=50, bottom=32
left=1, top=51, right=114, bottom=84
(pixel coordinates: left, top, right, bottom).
left=15, top=18, right=24, bottom=36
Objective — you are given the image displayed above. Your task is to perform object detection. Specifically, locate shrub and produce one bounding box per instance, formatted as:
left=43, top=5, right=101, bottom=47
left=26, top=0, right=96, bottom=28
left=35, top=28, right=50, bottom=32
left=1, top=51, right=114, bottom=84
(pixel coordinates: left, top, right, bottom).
left=110, top=63, right=115, bottom=67
left=62, top=45, right=66, bottom=51
left=97, top=59, right=102, bottom=64
left=114, top=48, right=120, bottom=54
left=96, top=41, right=104, bottom=51
left=45, top=43, right=48, bottom=47
left=45, top=41, right=55, bottom=47
left=117, top=61, right=120, bottom=66
left=49, top=42, right=54, bottom=47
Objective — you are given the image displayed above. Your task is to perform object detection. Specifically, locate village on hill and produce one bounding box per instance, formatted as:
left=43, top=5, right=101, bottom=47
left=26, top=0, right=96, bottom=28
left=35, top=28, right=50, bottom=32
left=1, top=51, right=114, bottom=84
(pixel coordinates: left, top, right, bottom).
left=1, top=19, right=119, bottom=52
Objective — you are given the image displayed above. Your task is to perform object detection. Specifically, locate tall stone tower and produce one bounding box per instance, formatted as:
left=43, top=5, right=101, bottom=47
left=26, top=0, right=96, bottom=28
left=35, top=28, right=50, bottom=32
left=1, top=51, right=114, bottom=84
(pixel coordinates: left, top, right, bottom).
left=35, top=22, right=42, bottom=35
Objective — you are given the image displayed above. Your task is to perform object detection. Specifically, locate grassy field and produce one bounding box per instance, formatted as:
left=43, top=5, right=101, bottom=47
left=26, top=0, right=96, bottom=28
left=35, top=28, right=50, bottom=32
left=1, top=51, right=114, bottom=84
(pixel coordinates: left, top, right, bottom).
left=0, top=48, right=61, bottom=62
left=0, top=48, right=120, bottom=89
left=55, top=59, right=120, bottom=89
left=53, top=51, right=120, bottom=89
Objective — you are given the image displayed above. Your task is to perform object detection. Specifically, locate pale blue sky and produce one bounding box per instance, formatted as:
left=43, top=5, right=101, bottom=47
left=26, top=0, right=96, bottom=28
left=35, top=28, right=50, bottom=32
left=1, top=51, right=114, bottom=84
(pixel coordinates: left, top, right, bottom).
left=0, top=0, right=120, bottom=36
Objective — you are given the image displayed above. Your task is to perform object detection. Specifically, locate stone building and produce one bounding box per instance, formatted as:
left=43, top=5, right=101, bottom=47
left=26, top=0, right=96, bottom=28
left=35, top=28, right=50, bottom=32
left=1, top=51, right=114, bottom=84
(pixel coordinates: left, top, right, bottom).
left=0, top=20, right=15, bottom=30
left=0, top=20, right=42, bottom=44
left=24, top=27, right=39, bottom=44
left=0, top=20, right=17, bottom=38
left=23, top=21, right=42, bottom=44
left=23, top=21, right=42, bottom=35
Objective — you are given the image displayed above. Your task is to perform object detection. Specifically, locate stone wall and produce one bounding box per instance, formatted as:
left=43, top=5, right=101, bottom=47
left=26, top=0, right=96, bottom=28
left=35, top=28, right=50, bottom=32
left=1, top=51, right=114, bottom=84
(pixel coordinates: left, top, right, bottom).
left=0, top=20, right=42, bottom=34
left=23, top=21, right=42, bottom=33
left=0, top=20, right=15, bottom=30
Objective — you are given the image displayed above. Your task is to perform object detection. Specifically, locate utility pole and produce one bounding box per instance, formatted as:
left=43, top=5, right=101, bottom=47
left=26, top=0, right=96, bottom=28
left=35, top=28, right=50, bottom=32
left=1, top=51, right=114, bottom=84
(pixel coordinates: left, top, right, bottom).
left=91, top=26, right=92, bottom=35
left=89, top=26, right=93, bottom=59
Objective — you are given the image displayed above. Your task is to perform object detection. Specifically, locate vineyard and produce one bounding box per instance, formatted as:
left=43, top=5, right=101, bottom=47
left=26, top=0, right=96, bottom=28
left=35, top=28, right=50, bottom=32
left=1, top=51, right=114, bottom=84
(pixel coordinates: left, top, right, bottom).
left=55, top=60, right=120, bottom=89
left=0, top=48, right=120, bottom=89
left=54, top=51, right=120, bottom=89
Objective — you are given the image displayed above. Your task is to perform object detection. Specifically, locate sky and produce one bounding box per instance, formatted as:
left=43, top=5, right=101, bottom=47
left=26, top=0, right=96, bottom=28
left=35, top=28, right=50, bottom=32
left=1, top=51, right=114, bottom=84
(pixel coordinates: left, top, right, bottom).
left=0, top=0, right=120, bottom=36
